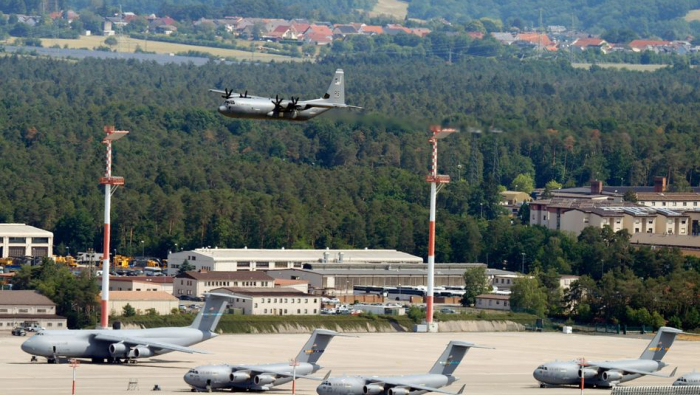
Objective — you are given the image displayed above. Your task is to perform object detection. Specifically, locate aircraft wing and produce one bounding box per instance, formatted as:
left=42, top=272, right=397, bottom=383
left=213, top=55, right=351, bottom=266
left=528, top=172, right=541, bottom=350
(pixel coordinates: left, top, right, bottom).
left=300, top=101, right=363, bottom=109
left=208, top=89, right=263, bottom=100
left=94, top=333, right=210, bottom=354
left=590, top=362, right=677, bottom=378
left=365, top=378, right=466, bottom=395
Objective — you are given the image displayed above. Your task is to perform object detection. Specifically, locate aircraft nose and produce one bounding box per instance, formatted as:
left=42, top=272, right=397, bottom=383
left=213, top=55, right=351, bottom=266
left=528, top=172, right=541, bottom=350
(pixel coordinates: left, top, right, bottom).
left=21, top=336, right=39, bottom=355
left=218, top=105, right=227, bottom=113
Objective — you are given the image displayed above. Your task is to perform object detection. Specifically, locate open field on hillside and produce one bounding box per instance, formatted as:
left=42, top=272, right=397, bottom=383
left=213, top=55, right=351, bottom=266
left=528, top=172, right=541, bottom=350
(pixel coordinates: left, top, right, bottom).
left=4, top=35, right=301, bottom=62
left=684, top=9, right=700, bottom=21
left=572, top=62, right=670, bottom=71
left=368, top=0, right=408, bottom=19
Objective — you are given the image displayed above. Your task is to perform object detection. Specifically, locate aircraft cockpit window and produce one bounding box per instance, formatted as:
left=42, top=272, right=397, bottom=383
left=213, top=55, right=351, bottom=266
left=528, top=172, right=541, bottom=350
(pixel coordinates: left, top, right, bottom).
left=188, top=369, right=195, bottom=373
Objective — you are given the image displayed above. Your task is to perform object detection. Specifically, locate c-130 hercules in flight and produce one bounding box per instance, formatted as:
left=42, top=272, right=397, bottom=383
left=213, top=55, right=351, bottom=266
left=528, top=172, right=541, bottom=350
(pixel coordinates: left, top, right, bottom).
left=210, top=69, right=361, bottom=121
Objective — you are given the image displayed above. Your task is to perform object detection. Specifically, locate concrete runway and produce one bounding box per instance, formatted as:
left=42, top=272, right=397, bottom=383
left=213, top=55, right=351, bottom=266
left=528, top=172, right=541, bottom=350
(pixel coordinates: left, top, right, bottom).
left=1, top=331, right=698, bottom=394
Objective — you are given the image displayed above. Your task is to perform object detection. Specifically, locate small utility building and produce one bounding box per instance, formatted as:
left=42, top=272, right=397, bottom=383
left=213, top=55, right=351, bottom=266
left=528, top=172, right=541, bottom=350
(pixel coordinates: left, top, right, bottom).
left=0, top=290, right=67, bottom=330
left=105, top=291, right=179, bottom=316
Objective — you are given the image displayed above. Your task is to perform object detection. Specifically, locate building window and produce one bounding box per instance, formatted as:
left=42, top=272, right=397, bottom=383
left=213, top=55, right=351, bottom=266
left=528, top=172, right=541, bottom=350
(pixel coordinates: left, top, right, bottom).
left=32, top=237, right=49, bottom=243
left=58, top=323, right=63, bottom=327
left=47, top=323, right=52, bottom=327
left=683, top=202, right=687, bottom=206
left=304, top=309, right=308, bottom=314
left=8, top=237, right=26, bottom=243
left=615, top=219, right=621, bottom=224
left=264, top=309, right=267, bottom=314
left=635, top=228, right=640, bottom=233
left=254, top=303, right=258, bottom=308
left=267, top=298, right=271, bottom=303
left=649, top=220, right=653, bottom=224
left=18, top=309, right=28, bottom=313
left=0, top=309, right=8, bottom=313
left=682, top=220, right=687, bottom=224
left=37, top=309, right=46, bottom=313
left=662, top=202, right=666, bottom=206
left=297, top=309, right=301, bottom=314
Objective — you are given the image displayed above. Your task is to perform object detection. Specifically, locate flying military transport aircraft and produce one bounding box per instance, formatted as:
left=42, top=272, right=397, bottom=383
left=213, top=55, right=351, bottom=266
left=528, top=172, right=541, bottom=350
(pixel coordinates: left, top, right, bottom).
left=210, top=69, right=361, bottom=121
left=184, top=329, right=344, bottom=392
left=673, top=371, right=700, bottom=386
left=533, top=326, right=683, bottom=388
left=316, top=341, right=489, bottom=395
left=20, top=293, right=234, bottom=364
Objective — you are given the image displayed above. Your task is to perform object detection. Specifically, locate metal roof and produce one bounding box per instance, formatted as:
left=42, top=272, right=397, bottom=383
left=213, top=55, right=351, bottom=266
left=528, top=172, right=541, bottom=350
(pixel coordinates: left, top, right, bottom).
left=0, top=290, right=55, bottom=305
left=0, top=224, right=52, bottom=237
left=179, top=248, right=423, bottom=263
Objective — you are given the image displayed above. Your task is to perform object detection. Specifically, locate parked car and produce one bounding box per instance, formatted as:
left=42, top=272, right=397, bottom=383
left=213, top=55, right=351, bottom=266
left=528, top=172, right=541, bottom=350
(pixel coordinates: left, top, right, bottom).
left=11, top=327, right=27, bottom=336
left=439, top=308, right=457, bottom=314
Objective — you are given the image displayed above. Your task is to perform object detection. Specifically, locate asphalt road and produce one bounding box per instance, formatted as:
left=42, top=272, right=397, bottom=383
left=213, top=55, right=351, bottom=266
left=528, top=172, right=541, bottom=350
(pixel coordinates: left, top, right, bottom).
left=1, top=330, right=697, bottom=394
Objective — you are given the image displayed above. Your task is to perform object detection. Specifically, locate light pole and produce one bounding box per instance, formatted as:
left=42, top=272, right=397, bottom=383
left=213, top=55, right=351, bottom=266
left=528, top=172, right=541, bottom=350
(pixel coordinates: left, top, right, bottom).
left=140, top=240, right=145, bottom=257
left=521, top=253, right=526, bottom=274
left=174, top=243, right=178, bottom=252
left=480, top=203, right=483, bottom=219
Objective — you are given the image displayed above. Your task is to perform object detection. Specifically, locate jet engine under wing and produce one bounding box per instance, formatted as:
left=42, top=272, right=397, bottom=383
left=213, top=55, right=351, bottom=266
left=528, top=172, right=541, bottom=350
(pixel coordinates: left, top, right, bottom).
left=588, top=362, right=677, bottom=378
left=94, top=333, right=210, bottom=354
left=365, top=378, right=466, bottom=395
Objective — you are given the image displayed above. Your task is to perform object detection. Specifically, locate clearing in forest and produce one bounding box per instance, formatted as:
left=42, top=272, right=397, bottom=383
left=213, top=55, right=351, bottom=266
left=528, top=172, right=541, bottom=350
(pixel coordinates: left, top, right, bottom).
left=367, top=0, right=408, bottom=19
left=685, top=9, right=700, bottom=21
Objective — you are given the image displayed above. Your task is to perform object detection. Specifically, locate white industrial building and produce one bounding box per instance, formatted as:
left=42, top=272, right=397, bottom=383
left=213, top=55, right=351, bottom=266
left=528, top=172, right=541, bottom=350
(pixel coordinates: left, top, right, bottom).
left=213, top=287, right=321, bottom=315
left=174, top=271, right=275, bottom=297
left=165, top=248, right=423, bottom=276
left=0, top=224, right=53, bottom=258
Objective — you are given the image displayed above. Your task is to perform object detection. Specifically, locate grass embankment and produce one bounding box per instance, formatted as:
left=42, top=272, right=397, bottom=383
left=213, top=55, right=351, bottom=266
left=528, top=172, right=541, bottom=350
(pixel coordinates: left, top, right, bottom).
left=115, top=311, right=537, bottom=333
left=115, top=313, right=416, bottom=333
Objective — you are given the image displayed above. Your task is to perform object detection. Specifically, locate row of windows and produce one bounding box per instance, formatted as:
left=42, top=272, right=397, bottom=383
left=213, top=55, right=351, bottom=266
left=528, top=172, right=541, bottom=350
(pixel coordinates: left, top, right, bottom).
left=261, top=309, right=317, bottom=314
left=647, top=201, right=699, bottom=207
left=0, top=322, right=63, bottom=327
left=0, top=237, right=50, bottom=244
left=204, top=281, right=268, bottom=287
left=255, top=298, right=317, bottom=304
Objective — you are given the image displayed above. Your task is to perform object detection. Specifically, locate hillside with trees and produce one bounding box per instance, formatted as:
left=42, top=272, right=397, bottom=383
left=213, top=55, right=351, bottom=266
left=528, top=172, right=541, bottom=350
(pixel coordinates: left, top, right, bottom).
left=0, top=54, right=698, bottom=328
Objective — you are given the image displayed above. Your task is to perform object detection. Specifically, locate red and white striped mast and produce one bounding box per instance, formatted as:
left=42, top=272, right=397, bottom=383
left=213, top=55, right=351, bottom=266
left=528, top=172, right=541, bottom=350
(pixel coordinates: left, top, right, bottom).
left=99, top=126, right=128, bottom=329
left=425, top=126, right=456, bottom=332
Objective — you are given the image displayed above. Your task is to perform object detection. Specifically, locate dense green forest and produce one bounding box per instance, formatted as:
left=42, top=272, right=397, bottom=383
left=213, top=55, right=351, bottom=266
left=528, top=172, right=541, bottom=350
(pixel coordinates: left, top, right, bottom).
left=406, top=0, right=700, bottom=38
left=0, top=54, right=698, bottom=327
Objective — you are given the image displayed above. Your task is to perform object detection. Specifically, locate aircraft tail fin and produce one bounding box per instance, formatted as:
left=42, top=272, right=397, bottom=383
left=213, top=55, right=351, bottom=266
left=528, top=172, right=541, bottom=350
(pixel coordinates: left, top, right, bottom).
left=322, top=69, right=345, bottom=104
left=429, top=341, right=489, bottom=376
left=189, top=293, right=234, bottom=333
left=639, top=326, right=683, bottom=361
left=295, top=329, right=341, bottom=364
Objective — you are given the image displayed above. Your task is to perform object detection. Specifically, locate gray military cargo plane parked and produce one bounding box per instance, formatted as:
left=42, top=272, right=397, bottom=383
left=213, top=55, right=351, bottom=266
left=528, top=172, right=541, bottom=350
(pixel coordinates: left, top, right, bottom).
left=210, top=69, right=361, bottom=121
left=673, top=371, right=700, bottom=386
left=533, top=326, right=683, bottom=388
left=316, top=341, right=489, bottom=395
left=184, top=329, right=343, bottom=392
left=20, top=293, right=234, bottom=364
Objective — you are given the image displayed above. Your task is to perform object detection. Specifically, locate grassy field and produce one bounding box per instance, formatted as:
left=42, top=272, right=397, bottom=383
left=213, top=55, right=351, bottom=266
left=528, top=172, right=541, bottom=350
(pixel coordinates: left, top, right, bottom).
left=685, top=9, right=700, bottom=21
left=367, top=0, right=408, bottom=19
left=571, top=62, right=669, bottom=71
left=4, top=35, right=301, bottom=62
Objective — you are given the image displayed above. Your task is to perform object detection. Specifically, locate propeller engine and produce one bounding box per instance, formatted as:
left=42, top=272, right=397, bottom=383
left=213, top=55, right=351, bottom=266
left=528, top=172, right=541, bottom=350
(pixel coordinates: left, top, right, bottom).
left=221, top=89, right=233, bottom=99
left=286, top=97, right=300, bottom=111
left=272, top=95, right=284, bottom=113
left=239, top=90, right=249, bottom=98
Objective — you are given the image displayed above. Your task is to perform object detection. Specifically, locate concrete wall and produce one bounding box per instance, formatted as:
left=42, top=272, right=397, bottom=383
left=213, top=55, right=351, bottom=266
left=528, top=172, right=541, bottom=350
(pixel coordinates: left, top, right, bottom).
left=438, top=320, right=525, bottom=332
left=0, top=317, right=66, bottom=330
left=110, top=300, right=178, bottom=316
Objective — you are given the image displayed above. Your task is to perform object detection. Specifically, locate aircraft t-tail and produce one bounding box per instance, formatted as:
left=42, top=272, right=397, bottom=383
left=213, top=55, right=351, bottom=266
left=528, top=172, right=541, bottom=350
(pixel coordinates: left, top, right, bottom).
left=533, top=326, right=684, bottom=388
left=20, top=293, right=236, bottom=364
left=184, top=329, right=346, bottom=392
left=316, top=341, right=491, bottom=395
left=210, top=69, right=361, bottom=121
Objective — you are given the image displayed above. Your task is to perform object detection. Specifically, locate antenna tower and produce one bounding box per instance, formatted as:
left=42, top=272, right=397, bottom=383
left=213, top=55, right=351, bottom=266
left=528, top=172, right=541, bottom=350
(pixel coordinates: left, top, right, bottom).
left=424, top=126, right=456, bottom=333
left=99, top=126, right=128, bottom=329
